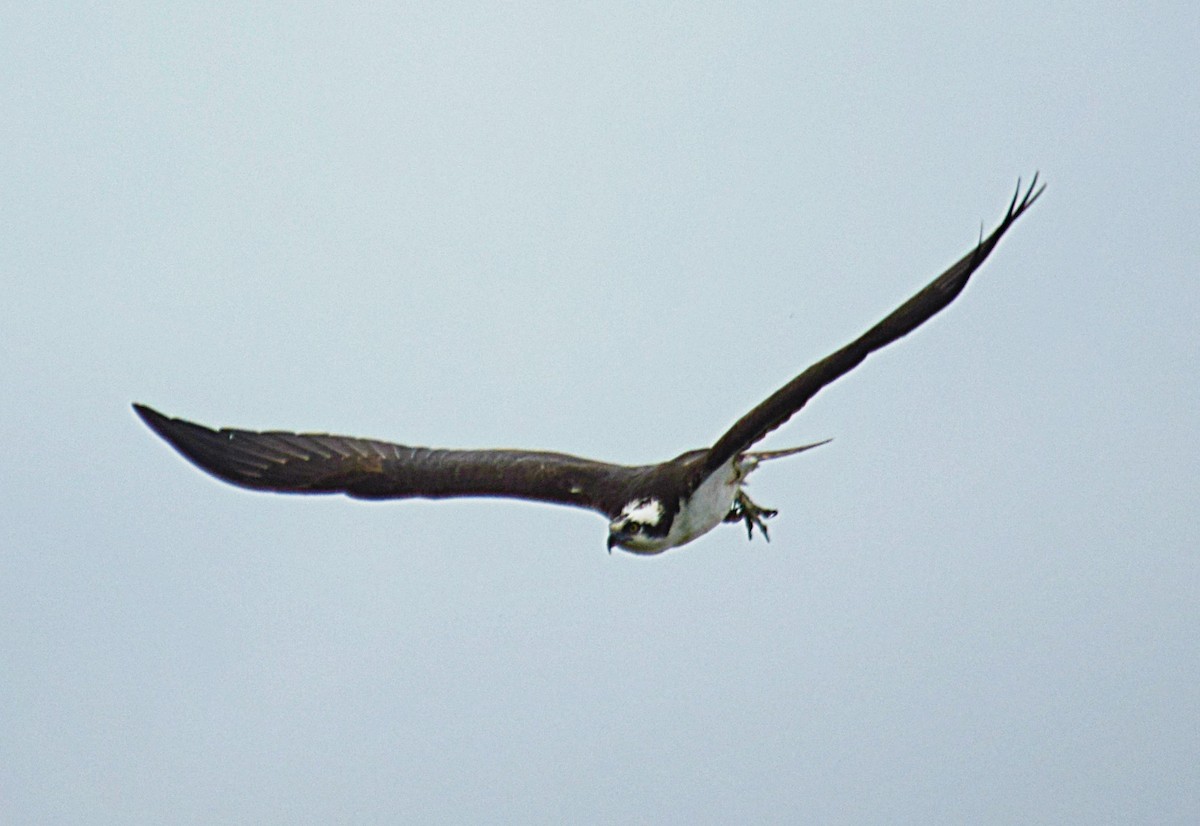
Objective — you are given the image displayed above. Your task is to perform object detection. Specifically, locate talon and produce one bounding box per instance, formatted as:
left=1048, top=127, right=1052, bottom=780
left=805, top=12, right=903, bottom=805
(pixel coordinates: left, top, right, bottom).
left=727, top=490, right=778, bottom=542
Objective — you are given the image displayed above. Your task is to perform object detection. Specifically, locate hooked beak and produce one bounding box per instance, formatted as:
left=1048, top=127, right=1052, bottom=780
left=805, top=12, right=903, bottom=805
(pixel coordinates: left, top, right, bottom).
left=606, top=529, right=632, bottom=553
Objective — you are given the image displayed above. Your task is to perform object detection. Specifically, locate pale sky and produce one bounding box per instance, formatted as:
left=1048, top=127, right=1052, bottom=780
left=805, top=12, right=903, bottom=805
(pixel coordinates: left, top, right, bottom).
left=4, top=3, right=1198, bottom=823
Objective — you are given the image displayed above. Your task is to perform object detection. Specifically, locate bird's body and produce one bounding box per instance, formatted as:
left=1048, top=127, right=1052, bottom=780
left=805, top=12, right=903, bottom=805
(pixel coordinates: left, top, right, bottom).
left=135, top=176, right=1043, bottom=554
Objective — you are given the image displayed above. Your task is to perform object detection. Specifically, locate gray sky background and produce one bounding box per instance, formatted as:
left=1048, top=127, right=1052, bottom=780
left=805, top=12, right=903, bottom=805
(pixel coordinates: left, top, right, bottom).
left=4, top=3, right=1198, bottom=823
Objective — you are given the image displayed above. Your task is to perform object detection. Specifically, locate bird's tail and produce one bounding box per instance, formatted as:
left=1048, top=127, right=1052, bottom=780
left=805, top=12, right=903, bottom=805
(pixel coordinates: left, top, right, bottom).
left=744, top=439, right=832, bottom=463
left=734, top=441, right=830, bottom=475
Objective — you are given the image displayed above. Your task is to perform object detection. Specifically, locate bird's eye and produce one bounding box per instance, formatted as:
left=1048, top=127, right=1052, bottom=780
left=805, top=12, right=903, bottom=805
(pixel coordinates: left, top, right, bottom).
left=626, top=521, right=641, bottom=533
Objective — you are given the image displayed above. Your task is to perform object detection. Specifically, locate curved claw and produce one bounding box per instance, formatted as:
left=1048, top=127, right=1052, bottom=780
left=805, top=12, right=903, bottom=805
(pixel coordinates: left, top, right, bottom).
left=725, top=490, right=778, bottom=541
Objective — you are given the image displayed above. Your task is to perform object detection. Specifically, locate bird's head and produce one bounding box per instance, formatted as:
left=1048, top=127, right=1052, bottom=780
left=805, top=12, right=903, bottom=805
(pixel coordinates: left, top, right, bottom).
left=607, top=497, right=674, bottom=554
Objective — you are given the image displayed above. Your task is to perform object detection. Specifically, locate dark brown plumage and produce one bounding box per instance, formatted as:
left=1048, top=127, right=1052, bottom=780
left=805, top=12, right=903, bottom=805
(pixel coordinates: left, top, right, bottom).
left=702, top=174, right=1043, bottom=473
left=133, top=402, right=664, bottom=517
left=135, top=175, right=1043, bottom=552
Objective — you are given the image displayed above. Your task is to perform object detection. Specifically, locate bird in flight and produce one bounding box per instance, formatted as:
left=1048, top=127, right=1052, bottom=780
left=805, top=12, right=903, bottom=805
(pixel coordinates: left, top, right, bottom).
left=136, top=175, right=1043, bottom=554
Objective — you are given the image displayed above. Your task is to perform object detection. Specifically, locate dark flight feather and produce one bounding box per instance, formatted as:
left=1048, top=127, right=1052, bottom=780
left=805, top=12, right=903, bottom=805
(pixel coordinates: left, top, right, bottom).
left=132, top=404, right=649, bottom=516
left=135, top=175, right=1043, bottom=542
left=702, top=174, right=1044, bottom=474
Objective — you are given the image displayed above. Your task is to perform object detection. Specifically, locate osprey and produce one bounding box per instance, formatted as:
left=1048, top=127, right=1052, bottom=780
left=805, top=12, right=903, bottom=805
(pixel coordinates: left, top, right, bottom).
left=135, top=176, right=1042, bottom=554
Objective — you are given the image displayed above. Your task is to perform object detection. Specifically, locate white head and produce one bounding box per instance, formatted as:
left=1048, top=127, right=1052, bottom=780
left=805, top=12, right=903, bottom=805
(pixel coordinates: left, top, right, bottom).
left=607, top=497, right=672, bottom=554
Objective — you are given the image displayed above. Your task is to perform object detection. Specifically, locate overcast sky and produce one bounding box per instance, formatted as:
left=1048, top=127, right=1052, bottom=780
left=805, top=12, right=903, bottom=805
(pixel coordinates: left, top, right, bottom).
left=4, top=3, right=1198, bottom=823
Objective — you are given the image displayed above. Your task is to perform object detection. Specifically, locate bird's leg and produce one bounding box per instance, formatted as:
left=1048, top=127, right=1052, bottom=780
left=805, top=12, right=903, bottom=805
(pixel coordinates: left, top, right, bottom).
left=724, top=489, right=778, bottom=541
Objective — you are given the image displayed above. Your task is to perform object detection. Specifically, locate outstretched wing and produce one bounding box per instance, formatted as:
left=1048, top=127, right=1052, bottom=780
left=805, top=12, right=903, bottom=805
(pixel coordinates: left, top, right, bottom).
left=133, top=404, right=632, bottom=515
left=703, top=175, right=1044, bottom=474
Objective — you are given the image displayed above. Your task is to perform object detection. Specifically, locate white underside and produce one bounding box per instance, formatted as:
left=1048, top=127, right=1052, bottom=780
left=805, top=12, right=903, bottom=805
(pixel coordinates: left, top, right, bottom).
left=626, top=459, right=743, bottom=555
